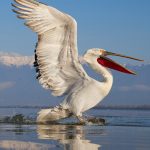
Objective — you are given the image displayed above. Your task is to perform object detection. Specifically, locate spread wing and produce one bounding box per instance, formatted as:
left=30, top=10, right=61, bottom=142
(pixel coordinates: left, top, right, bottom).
left=12, top=0, right=89, bottom=96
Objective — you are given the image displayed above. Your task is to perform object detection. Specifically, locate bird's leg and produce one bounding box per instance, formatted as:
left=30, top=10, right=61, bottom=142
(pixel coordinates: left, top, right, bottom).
left=76, top=115, right=87, bottom=125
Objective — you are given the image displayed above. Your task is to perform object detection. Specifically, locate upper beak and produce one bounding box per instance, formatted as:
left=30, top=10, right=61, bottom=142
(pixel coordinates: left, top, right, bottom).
left=97, top=51, right=144, bottom=75
left=106, top=51, right=144, bottom=62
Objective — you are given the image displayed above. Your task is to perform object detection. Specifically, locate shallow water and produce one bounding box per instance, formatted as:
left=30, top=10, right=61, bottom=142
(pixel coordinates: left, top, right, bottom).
left=0, top=108, right=150, bottom=150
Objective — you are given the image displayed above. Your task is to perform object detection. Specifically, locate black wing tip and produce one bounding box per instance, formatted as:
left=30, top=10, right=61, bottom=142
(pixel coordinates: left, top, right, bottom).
left=11, top=3, right=15, bottom=7
left=12, top=9, right=18, bottom=14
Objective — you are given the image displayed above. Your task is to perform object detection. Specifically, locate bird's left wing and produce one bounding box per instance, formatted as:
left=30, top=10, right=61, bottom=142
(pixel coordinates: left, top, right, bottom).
left=12, top=0, right=90, bottom=96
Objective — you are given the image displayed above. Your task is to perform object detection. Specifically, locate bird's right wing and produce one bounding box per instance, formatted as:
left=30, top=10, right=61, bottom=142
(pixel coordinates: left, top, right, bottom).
left=12, top=0, right=90, bottom=96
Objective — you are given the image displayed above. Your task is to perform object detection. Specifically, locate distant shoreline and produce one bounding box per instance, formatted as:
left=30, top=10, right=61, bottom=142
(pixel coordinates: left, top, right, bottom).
left=0, top=105, right=150, bottom=110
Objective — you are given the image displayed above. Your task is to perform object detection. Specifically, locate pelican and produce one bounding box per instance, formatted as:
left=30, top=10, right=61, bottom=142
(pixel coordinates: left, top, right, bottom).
left=12, top=0, right=143, bottom=124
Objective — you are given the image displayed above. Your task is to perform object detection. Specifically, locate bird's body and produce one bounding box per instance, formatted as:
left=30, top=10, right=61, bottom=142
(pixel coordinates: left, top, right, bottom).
left=12, top=0, right=143, bottom=124
left=60, top=56, right=113, bottom=116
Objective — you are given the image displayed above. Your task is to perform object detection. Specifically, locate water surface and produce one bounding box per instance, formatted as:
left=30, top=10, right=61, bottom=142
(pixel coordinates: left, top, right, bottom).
left=0, top=108, right=150, bottom=150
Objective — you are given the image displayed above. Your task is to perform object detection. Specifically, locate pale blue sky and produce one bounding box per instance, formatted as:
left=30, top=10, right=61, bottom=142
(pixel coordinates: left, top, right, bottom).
left=0, top=0, right=150, bottom=63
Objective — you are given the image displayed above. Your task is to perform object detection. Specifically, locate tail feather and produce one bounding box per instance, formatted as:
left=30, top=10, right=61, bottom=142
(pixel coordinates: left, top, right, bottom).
left=37, top=106, right=72, bottom=124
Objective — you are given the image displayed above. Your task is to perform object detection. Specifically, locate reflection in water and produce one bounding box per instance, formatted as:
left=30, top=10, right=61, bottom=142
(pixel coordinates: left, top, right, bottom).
left=0, top=140, right=54, bottom=150
left=37, top=125, right=101, bottom=150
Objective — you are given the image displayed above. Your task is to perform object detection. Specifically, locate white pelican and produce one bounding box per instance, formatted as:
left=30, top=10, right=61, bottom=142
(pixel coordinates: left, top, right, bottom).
left=12, top=0, right=143, bottom=124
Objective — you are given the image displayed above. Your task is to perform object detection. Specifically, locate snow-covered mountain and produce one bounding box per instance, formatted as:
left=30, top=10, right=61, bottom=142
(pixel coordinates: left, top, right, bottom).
left=0, top=52, right=34, bottom=67
left=0, top=52, right=150, bottom=106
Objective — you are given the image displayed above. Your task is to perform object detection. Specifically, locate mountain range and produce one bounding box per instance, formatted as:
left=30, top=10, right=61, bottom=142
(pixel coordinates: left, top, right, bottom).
left=0, top=52, right=150, bottom=107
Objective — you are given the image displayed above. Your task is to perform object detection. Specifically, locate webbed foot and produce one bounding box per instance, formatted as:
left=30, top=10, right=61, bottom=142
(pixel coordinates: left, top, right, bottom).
left=77, top=115, right=105, bottom=125
left=87, top=117, right=105, bottom=125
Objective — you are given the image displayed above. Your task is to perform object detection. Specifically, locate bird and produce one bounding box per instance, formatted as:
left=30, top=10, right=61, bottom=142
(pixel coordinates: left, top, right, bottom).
left=12, top=0, right=143, bottom=124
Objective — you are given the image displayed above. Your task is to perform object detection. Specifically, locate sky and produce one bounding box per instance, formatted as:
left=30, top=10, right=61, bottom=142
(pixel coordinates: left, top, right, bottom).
left=0, top=0, right=150, bottom=64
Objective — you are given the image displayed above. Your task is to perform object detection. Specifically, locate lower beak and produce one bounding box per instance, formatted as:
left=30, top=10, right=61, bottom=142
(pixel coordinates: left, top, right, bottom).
left=97, top=51, right=143, bottom=75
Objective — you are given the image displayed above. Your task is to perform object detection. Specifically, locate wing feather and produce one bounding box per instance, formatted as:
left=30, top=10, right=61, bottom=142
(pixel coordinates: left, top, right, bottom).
left=12, top=0, right=89, bottom=96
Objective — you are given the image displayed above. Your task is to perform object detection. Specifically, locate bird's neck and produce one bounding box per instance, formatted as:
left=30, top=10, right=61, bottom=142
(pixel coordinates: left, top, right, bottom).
left=84, top=56, right=113, bottom=92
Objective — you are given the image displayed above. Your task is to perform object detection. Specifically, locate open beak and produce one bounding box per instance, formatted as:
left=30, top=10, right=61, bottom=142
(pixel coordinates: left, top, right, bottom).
left=97, top=51, right=144, bottom=75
